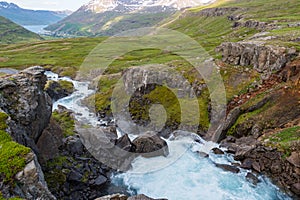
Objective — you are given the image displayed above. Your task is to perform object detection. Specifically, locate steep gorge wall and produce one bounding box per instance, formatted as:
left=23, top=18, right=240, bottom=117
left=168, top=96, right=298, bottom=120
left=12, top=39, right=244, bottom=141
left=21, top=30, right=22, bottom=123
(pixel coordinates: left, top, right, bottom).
left=0, top=66, right=52, bottom=151
left=0, top=67, right=55, bottom=199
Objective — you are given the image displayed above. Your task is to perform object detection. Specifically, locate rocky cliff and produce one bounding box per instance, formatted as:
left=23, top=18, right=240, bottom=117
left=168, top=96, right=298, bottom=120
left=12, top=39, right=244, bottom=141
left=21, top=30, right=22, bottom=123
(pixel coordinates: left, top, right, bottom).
left=0, top=66, right=52, bottom=152
left=216, top=42, right=298, bottom=76
left=0, top=67, right=55, bottom=199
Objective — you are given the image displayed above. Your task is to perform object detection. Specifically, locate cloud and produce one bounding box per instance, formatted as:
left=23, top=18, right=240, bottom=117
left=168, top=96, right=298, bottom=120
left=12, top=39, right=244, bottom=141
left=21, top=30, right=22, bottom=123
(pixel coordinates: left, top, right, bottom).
left=7, top=0, right=89, bottom=11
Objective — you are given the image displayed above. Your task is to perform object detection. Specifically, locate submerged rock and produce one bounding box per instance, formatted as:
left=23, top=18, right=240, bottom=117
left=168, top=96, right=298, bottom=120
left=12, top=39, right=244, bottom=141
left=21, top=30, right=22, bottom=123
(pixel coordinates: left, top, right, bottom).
left=212, top=148, right=225, bottom=155
left=215, top=163, right=240, bottom=174
left=246, top=172, right=260, bottom=185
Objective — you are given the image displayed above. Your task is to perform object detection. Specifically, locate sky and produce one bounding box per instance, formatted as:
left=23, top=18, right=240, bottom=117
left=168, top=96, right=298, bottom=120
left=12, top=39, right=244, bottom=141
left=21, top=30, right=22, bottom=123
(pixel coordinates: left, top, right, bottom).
left=6, top=0, right=90, bottom=11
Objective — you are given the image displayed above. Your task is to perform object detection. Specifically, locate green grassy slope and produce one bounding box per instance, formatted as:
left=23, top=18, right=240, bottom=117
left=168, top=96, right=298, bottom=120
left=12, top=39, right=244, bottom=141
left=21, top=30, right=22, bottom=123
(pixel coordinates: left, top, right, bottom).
left=165, top=0, right=300, bottom=53
left=0, top=0, right=299, bottom=135
left=0, top=37, right=105, bottom=77
left=0, top=16, right=42, bottom=44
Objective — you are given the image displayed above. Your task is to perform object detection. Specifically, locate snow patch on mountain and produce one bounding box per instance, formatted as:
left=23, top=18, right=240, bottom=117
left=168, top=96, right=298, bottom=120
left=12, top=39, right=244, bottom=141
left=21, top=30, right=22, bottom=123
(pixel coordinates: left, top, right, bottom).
left=83, top=0, right=214, bottom=13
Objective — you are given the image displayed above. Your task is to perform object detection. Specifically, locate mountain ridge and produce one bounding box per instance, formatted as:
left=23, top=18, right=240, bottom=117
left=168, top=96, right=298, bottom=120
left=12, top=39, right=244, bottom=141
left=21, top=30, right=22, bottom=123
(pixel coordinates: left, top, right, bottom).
left=45, top=0, right=214, bottom=37
left=0, top=1, right=72, bottom=25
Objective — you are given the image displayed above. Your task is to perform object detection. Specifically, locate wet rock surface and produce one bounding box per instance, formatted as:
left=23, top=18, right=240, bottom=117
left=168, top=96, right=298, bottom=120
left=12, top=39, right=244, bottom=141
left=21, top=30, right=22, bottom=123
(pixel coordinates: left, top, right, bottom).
left=221, top=136, right=300, bottom=197
left=132, top=132, right=169, bottom=158
left=40, top=114, right=129, bottom=199
left=215, top=163, right=240, bottom=174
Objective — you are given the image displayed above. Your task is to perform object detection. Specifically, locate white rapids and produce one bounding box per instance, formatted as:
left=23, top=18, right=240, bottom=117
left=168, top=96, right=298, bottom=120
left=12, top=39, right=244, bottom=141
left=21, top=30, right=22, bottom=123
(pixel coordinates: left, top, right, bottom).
left=45, top=71, right=291, bottom=200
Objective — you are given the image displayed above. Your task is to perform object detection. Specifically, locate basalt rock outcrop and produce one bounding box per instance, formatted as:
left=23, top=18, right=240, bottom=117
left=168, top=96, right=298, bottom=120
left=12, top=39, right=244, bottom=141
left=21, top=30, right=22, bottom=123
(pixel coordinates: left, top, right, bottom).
left=216, top=42, right=298, bottom=76
left=0, top=67, right=55, bottom=199
left=122, top=65, right=205, bottom=98
left=40, top=107, right=129, bottom=200
left=0, top=66, right=52, bottom=151
left=221, top=136, right=300, bottom=197
left=233, top=20, right=277, bottom=30
left=189, top=7, right=241, bottom=17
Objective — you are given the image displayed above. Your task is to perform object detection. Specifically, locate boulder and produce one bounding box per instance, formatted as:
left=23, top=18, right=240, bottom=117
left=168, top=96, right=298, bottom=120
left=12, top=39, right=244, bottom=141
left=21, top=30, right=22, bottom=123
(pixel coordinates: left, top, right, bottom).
left=246, top=173, right=259, bottom=185
left=67, top=170, right=83, bottom=182
left=65, top=136, right=84, bottom=155
left=132, top=132, right=169, bottom=158
left=212, top=148, right=225, bottom=155
left=115, top=134, right=135, bottom=152
left=291, top=183, right=300, bottom=195
left=92, top=175, right=108, bottom=187
left=287, top=152, right=300, bottom=168
left=196, top=151, right=209, bottom=158
left=37, top=118, right=64, bottom=161
left=215, top=163, right=240, bottom=173
left=241, top=158, right=254, bottom=169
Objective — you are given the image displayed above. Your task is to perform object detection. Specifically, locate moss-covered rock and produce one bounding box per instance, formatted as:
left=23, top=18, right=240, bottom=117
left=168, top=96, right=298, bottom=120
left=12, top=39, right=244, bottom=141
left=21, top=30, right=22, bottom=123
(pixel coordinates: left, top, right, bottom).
left=45, top=80, right=74, bottom=101
left=0, top=112, right=30, bottom=184
left=52, top=108, right=75, bottom=138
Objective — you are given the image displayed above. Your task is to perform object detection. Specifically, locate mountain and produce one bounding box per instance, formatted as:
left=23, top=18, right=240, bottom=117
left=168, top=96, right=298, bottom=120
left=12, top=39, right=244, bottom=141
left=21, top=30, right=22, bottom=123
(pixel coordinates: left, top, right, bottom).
left=0, top=16, right=42, bottom=43
left=45, top=0, right=213, bottom=36
left=0, top=1, right=72, bottom=26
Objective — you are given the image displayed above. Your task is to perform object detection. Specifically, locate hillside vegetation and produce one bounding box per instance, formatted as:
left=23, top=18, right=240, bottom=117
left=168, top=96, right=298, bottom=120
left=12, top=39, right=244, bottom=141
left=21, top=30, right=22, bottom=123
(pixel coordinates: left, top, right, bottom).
left=0, top=16, right=42, bottom=44
left=0, top=0, right=299, bottom=136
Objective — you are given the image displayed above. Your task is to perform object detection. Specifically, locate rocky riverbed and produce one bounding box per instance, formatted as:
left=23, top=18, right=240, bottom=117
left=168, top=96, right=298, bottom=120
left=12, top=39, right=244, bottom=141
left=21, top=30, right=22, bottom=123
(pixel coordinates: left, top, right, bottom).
left=0, top=66, right=298, bottom=199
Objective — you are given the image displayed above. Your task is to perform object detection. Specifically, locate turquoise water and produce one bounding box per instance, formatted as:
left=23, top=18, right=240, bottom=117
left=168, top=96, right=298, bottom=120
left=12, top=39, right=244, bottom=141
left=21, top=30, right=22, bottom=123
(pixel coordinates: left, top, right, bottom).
left=112, top=137, right=291, bottom=200
left=46, top=71, right=291, bottom=200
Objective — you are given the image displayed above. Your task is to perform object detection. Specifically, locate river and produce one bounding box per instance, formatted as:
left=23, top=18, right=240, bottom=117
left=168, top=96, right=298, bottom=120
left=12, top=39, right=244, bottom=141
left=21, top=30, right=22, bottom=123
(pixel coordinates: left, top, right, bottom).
left=45, top=71, right=291, bottom=200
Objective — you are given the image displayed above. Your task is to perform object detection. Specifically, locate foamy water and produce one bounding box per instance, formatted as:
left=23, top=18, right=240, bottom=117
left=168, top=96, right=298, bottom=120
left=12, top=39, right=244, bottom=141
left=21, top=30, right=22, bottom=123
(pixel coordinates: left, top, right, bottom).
left=46, top=71, right=291, bottom=200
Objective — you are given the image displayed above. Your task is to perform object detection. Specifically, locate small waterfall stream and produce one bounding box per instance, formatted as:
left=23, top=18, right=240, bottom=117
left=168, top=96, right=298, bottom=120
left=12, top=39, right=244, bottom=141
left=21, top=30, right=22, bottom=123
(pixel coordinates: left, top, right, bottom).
left=45, top=71, right=291, bottom=200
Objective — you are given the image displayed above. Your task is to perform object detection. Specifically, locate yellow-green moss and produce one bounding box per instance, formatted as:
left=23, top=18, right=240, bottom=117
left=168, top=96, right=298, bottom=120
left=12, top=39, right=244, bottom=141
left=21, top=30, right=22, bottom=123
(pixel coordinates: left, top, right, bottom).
left=58, top=80, right=74, bottom=94
left=52, top=111, right=75, bottom=137
left=264, top=126, right=300, bottom=157
left=44, top=156, right=72, bottom=190
left=44, top=169, right=67, bottom=190
left=0, top=192, right=23, bottom=200
left=0, top=112, right=30, bottom=184
left=227, top=101, right=272, bottom=135
left=0, top=112, right=8, bottom=130
left=128, top=86, right=210, bottom=130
